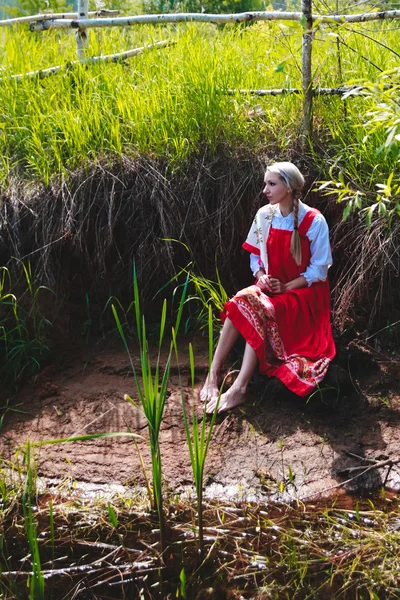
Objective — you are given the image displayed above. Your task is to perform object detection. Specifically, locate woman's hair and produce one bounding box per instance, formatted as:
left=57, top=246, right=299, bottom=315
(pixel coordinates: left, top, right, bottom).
left=266, top=162, right=305, bottom=266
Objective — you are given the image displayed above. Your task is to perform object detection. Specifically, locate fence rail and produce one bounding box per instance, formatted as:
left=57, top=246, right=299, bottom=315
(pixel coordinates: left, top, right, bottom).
left=25, top=9, right=400, bottom=29
left=0, top=9, right=119, bottom=27
left=2, top=4, right=399, bottom=141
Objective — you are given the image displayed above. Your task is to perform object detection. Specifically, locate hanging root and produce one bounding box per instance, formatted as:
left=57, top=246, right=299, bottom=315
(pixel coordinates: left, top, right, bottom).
left=331, top=215, right=400, bottom=333
left=0, top=153, right=264, bottom=303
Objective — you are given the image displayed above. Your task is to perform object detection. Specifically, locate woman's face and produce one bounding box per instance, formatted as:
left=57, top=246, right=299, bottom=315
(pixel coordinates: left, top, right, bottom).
left=263, top=171, right=292, bottom=206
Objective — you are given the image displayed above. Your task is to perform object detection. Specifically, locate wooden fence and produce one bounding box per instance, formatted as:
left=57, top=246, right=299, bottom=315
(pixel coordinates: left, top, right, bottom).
left=2, top=3, right=400, bottom=140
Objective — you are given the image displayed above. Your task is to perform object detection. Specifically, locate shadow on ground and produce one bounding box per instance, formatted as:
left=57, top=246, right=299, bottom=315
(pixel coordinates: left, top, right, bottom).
left=1, top=337, right=400, bottom=502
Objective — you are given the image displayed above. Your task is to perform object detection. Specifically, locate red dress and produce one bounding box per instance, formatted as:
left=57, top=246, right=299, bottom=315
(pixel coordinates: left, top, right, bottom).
left=224, top=209, right=336, bottom=396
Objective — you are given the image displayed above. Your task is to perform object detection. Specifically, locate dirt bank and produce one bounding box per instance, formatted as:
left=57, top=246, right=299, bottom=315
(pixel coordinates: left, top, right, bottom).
left=1, top=335, right=400, bottom=501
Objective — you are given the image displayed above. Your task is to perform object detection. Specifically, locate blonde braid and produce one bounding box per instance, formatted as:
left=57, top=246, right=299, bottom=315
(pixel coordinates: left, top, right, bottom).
left=290, top=193, right=302, bottom=266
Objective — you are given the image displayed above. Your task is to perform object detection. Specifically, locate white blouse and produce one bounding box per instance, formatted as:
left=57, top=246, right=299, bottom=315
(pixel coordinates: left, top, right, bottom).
left=249, top=201, right=332, bottom=286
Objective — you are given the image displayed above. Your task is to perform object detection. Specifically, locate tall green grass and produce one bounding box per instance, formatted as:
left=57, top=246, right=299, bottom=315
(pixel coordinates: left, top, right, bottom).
left=173, top=305, right=221, bottom=559
left=22, top=442, right=44, bottom=600
left=112, top=267, right=189, bottom=553
left=316, top=70, right=400, bottom=225
left=0, top=261, right=54, bottom=389
left=0, top=18, right=398, bottom=183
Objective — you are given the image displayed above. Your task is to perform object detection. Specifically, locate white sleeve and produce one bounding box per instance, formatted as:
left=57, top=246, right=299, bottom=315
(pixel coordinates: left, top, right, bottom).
left=301, top=214, right=332, bottom=286
left=250, top=253, right=265, bottom=277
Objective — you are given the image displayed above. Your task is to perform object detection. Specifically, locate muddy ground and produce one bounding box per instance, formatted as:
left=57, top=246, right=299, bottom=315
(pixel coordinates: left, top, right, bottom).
left=1, top=333, right=400, bottom=502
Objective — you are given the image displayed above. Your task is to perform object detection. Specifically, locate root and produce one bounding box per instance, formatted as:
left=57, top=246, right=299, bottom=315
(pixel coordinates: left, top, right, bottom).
left=0, top=152, right=264, bottom=303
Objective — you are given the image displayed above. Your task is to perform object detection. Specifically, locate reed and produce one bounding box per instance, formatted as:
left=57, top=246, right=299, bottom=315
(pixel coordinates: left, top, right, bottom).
left=173, top=305, right=221, bottom=559
left=22, top=442, right=44, bottom=600
left=112, top=267, right=189, bottom=553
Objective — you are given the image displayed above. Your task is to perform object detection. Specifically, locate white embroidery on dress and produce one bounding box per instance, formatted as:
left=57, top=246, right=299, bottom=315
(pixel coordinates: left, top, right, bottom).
left=265, top=206, right=276, bottom=225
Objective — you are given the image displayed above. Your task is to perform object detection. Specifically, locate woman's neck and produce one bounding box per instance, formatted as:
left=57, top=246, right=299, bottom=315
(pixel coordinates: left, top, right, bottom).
left=279, top=197, right=294, bottom=217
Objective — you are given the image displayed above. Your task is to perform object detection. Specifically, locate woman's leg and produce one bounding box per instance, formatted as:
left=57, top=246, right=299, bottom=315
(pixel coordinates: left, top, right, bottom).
left=206, top=342, right=258, bottom=414
left=200, top=317, right=240, bottom=402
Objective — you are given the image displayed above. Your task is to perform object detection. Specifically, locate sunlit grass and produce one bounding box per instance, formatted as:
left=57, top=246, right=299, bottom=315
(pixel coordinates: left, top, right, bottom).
left=0, top=19, right=398, bottom=184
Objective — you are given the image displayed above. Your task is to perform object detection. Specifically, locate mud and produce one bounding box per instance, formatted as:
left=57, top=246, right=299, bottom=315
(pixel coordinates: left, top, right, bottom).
left=1, top=335, right=400, bottom=502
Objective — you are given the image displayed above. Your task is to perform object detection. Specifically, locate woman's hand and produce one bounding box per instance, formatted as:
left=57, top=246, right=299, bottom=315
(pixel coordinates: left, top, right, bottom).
left=257, top=274, right=308, bottom=295
left=257, top=275, right=285, bottom=295
left=269, top=278, right=286, bottom=295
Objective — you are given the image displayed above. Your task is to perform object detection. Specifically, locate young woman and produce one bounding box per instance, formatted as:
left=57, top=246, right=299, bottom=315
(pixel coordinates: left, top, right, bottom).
left=201, top=161, right=336, bottom=414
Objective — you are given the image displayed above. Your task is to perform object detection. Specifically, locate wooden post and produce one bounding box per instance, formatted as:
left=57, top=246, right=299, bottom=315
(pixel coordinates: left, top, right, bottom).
left=76, top=0, right=89, bottom=62
left=301, top=0, right=313, bottom=144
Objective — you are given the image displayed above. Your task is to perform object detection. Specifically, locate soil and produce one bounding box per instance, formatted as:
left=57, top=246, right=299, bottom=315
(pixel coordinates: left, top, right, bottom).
left=1, top=333, right=400, bottom=502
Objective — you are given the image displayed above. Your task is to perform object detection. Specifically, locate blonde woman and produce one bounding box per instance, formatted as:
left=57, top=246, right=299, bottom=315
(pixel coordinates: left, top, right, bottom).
left=201, top=161, right=336, bottom=414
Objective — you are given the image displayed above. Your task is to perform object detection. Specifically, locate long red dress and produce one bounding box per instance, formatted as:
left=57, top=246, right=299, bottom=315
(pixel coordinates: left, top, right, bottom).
left=224, top=209, right=336, bottom=396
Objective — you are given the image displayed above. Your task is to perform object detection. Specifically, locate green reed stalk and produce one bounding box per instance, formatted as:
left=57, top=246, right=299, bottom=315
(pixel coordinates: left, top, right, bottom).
left=49, top=500, right=55, bottom=568
left=22, top=442, right=44, bottom=600
left=173, top=305, right=220, bottom=559
left=112, top=266, right=189, bottom=553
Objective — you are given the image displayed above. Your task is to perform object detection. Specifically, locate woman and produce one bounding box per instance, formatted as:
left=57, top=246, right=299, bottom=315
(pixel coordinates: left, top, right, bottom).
left=201, top=161, right=336, bottom=414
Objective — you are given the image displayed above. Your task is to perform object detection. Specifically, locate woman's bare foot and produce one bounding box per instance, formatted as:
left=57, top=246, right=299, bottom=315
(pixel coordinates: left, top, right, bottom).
left=200, top=374, right=219, bottom=403
left=206, top=383, right=246, bottom=414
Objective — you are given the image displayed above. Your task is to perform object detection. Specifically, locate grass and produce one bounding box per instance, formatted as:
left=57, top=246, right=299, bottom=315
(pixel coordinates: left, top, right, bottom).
left=0, top=18, right=398, bottom=184
left=112, top=267, right=189, bottom=554
left=173, top=305, right=222, bottom=559
left=22, top=442, right=44, bottom=600
left=2, top=477, right=400, bottom=599
left=0, top=260, right=54, bottom=390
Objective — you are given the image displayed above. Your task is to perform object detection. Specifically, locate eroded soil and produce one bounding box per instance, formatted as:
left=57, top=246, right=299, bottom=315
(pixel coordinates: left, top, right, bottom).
left=1, top=334, right=400, bottom=501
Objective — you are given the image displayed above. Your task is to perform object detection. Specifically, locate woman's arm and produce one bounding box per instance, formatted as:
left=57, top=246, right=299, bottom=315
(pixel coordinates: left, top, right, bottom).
left=302, top=215, right=332, bottom=285
left=283, top=275, right=307, bottom=292
left=255, top=269, right=266, bottom=279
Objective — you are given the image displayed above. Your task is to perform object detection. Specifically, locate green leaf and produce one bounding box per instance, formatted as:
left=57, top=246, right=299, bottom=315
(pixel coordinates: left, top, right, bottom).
left=365, top=203, right=378, bottom=228
left=317, top=180, right=333, bottom=191
left=342, top=200, right=353, bottom=221
left=108, top=502, right=119, bottom=528
left=299, top=14, right=307, bottom=29
left=378, top=201, right=387, bottom=215
left=33, top=432, right=144, bottom=445
left=179, top=567, right=187, bottom=599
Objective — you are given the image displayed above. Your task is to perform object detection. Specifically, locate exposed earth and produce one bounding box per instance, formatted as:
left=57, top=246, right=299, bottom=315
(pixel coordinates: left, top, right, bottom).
left=1, top=333, right=400, bottom=502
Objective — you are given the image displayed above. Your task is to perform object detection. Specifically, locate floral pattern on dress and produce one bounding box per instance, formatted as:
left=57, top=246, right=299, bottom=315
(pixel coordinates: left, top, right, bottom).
left=228, top=285, right=331, bottom=392
left=234, top=285, right=285, bottom=363
left=253, top=227, right=262, bottom=246
left=284, top=355, right=331, bottom=388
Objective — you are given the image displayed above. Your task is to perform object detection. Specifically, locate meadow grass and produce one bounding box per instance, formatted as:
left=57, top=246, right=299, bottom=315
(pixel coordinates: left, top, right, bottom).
left=0, top=18, right=398, bottom=184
